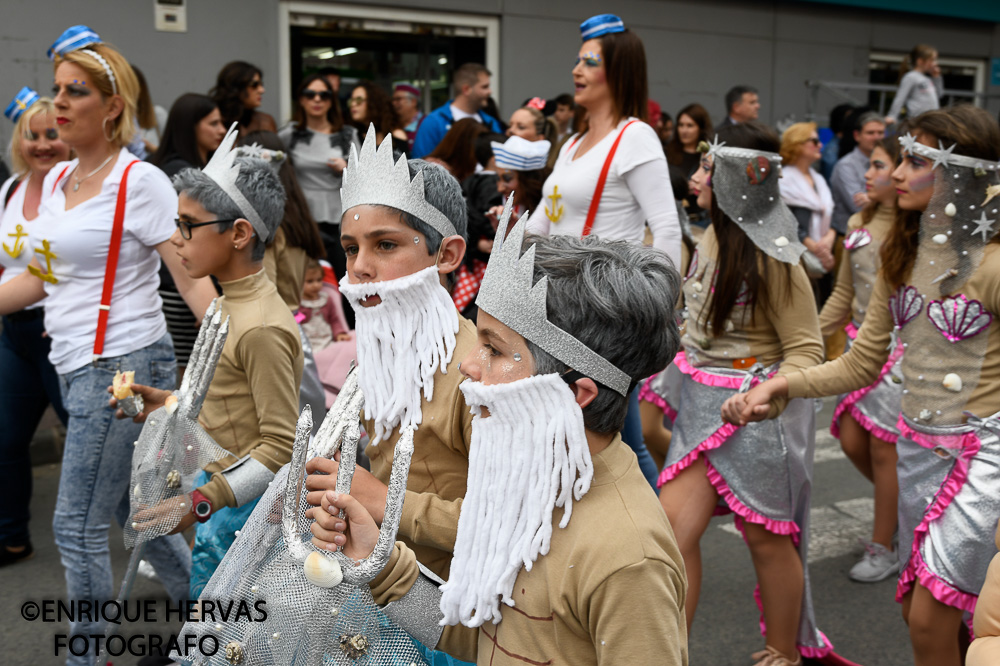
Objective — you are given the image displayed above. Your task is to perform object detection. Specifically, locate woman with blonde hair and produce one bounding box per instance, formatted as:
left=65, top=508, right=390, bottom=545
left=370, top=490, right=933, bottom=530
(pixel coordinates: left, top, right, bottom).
left=0, top=88, right=71, bottom=567
left=780, top=122, right=835, bottom=300
left=0, top=26, right=215, bottom=664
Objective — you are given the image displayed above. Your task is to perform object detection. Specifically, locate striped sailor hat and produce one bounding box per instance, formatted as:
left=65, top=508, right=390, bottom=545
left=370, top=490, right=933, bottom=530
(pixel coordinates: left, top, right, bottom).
left=47, top=25, right=102, bottom=60
left=4, top=87, right=41, bottom=123
left=492, top=136, right=551, bottom=171
left=579, top=14, right=625, bottom=41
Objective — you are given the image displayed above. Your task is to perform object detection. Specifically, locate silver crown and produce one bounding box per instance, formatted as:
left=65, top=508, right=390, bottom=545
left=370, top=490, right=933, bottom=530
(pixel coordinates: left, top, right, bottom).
left=475, top=198, right=631, bottom=396
left=202, top=123, right=270, bottom=241
left=340, top=124, right=457, bottom=238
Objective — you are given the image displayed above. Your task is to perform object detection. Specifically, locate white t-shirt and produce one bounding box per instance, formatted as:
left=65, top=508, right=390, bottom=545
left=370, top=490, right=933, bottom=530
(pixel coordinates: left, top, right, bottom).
left=29, top=149, right=178, bottom=373
left=0, top=175, right=42, bottom=309
left=526, top=118, right=681, bottom=269
left=450, top=104, right=482, bottom=123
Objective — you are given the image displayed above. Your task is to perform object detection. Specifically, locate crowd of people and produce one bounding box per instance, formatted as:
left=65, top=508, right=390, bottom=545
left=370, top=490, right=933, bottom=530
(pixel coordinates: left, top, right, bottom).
left=1, top=14, right=1000, bottom=666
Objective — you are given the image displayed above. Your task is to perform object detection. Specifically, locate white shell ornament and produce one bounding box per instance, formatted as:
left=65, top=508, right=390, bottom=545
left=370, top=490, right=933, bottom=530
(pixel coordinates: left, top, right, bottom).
left=919, top=409, right=933, bottom=420
left=943, top=373, right=963, bottom=392
left=774, top=236, right=789, bottom=248
left=303, top=550, right=343, bottom=588
left=932, top=234, right=948, bottom=245
left=945, top=203, right=957, bottom=217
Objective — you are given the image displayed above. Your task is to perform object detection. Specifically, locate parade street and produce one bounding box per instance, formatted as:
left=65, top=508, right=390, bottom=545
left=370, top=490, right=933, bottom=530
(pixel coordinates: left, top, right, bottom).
left=2, top=400, right=912, bottom=666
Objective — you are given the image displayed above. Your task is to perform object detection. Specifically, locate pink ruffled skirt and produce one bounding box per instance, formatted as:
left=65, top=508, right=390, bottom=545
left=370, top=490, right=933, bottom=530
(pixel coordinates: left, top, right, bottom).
left=830, top=322, right=903, bottom=443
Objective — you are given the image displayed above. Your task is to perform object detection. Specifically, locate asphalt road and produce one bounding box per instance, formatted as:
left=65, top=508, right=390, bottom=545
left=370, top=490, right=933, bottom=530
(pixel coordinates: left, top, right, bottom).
left=1, top=399, right=914, bottom=666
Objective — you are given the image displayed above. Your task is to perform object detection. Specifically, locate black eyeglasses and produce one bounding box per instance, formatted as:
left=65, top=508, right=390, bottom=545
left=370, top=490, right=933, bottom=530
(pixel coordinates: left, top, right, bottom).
left=301, top=90, right=333, bottom=101
left=175, top=217, right=237, bottom=240
left=805, top=137, right=821, bottom=146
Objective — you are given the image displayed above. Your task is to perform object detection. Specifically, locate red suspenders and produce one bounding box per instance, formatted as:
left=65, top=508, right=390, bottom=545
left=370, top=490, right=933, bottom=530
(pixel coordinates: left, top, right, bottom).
left=565, top=119, right=639, bottom=237
left=51, top=160, right=139, bottom=362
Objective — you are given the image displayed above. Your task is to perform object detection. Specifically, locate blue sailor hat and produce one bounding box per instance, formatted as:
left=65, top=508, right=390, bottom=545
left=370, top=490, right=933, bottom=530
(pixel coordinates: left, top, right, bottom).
left=47, top=25, right=103, bottom=60
left=579, top=14, right=625, bottom=41
left=4, top=87, right=41, bottom=124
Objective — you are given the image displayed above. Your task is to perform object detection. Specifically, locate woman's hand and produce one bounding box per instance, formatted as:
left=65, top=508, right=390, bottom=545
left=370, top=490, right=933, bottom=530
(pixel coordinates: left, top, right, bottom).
left=107, top=382, right=171, bottom=422
left=327, top=158, right=347, bottom=175
left=132, top=495, right=196, bottom=535
left=720, top=376, right=789, bottom=425
left=306, top=490, right=380, bottom=560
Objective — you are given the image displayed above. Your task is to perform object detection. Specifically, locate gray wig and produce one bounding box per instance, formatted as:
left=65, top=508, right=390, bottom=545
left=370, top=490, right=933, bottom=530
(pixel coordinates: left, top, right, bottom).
left=374, top=159, right=468, bottom=255
left=173, top=156, right=287, bottom=261
left=524, top=235, right=682, bottom=434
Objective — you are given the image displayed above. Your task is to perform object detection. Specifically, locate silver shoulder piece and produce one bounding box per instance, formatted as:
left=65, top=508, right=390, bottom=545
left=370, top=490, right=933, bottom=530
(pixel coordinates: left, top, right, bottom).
left=172, top=403, right=429, bottom=665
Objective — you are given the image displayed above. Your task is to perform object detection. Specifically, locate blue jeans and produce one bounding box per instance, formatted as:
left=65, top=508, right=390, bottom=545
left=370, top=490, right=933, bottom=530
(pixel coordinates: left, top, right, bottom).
left=0, top=311, right=67, bottom=545
left=621, top=386, right=659, bottom=490
left=53, top=334, right=192, bottom=666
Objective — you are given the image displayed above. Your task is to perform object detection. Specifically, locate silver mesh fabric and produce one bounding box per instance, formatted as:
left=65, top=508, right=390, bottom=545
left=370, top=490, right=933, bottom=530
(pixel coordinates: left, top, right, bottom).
left=710, top=142, right=806, bottom=265
left=123, top=301, right=234, bottom=550
left=173, top=384, right=429, bottom=665
left=897, top=140, right=1000, bottom=425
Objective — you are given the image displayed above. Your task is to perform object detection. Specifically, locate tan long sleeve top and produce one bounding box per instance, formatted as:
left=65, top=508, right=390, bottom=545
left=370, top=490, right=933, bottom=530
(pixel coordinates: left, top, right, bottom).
left=364, top=315, right=477, bottom=579
left=197, top=269, right=304, bottom=508
left=370, top=436, right=689, bottom=666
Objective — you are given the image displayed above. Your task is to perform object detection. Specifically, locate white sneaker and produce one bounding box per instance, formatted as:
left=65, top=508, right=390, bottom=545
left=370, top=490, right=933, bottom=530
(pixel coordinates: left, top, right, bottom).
left=849, top=541, right=899, bottom=583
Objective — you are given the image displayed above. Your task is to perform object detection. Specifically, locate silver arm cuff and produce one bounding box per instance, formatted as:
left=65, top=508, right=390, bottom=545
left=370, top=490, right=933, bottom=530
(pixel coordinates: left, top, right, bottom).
left=219, top=455, right=275, bottom=507
left=381, top=562, right=445, bottom=649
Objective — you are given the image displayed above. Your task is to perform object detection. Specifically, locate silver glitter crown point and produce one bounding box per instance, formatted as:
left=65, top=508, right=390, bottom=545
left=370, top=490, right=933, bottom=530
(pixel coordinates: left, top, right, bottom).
left=475, top=197, right=631, bottom=396
left=201, top=122, right=270, bottom=241
left=340, top=124, right=457, bottom=239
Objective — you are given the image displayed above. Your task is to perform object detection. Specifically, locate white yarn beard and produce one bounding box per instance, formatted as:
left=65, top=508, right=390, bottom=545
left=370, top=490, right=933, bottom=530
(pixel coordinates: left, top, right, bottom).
left=339, top=266, right=459, bottom=445
left=440, top=373, right=594, bottom=628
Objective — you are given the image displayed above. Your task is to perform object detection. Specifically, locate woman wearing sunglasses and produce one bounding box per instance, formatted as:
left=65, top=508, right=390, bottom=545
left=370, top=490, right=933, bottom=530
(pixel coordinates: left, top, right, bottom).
left=279, top=74, right=359, bottom=278
left=210, top=60, right=276, bottom=137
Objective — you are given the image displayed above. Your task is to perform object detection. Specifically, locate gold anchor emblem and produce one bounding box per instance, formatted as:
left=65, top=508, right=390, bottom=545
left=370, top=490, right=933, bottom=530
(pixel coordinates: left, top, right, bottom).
left=3, top=224, right=27, bottom=259
left=545, top=185, right=564, bottom=223
left=27, top=239, right=59, bottom=284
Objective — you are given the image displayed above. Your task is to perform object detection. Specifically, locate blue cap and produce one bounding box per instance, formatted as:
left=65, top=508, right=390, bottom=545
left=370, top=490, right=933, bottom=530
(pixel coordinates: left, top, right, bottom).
left=580, top=14, right=625, bottom=41
left=4, top=87, right=41, bottom=124
left=47, top=25, right=102, bottom=60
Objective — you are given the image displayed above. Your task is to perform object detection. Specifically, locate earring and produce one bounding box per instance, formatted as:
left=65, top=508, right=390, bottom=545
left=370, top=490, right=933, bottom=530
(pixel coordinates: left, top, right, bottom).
left=102, top=117, right=114, bottom=143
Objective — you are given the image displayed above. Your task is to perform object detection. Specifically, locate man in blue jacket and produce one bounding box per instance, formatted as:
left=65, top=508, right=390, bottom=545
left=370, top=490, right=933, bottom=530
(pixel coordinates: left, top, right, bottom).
left=412, top=62, right=502, bottom=158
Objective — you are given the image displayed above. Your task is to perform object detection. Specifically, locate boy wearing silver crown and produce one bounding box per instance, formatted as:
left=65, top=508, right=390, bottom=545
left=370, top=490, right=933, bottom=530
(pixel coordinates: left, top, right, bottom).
left=114, top=125, right=304, bottom=596
left=307, top=205, right=689, bottom=665
left=302, top=126, right=479, bottom=588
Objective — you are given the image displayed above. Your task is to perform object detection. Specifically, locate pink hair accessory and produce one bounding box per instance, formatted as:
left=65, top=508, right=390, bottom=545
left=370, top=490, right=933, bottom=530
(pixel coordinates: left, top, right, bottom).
left=526, top=97, right=546, bottom=111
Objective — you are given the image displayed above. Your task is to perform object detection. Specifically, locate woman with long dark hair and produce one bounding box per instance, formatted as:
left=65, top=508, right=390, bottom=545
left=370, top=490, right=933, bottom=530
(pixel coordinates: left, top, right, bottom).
left=149, top=92, right=227, bottom=370
left=665, top=103, right=712, bottom=178
left=347, top=81, right=406, bottom=150
left=733, top=106, right=1000, bottom=666
left=279, top=74, right=358, bottom=279
left=210, top=60, right=277, bottom=136
left=658, top=121, right=847, bottom=665
left=425, top=117, right=488, bottom=183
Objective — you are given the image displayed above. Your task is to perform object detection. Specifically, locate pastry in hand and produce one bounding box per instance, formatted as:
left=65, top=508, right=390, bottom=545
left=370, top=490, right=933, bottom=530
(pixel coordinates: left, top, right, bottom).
left=113, top=370, right=144, bottom=417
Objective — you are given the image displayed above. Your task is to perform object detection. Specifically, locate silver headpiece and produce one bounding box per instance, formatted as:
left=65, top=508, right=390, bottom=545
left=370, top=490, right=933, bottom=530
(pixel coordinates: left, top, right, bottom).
left=899, top=132, right=1000, bottom=294
left=202, top=123, right=271, bottom=241
left=475, top=198, right=631, bottom=396
left=171, top=378, right=429, bottom=665
left=705, top=136, right=806, bottom=265
left=340, top=124, right=457, bottom=238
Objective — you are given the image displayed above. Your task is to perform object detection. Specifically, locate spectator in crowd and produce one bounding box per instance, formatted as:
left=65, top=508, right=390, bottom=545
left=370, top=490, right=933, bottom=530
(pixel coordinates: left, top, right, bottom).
left=665, top=103, right=713, bottom=180
left=412, top=63, right=502, bottom=158
left=132, top=66, right=167, bottom=155
left=318, top=65, right=341, bottom=93
left=779, top=122, right=835, bottom=301
left=458, top=132, right=505, bottom=319
left=392, top=83, right=423, bottom=152
left=425, top=117, right=488, bottom=183
left=718, top=84, right=760, bottom=128
left=0, top=88, right=71, bottom=568
left=507, top=101, right=556, bottom=144
left=830, top=111, right=886, bottom=237
left=491, top=135, right=551, bottom=220
left=551, top=92, right=575, bottom=142
left=886, top=44, right=941, bottom=125
left=279, top=74, right=359, bottom=283
left=210, top=60, right=277, bottom=136
left=820, top=103, right=855, bottom=180
left=347, top=81, right=406, bottom=151
left=149, top=93, right=227, bottom=370
left=484, top=96, right=507, bottom=133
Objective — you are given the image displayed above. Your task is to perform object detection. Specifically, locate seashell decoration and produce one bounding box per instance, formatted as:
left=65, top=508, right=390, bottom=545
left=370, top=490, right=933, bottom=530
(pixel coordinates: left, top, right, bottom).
left=919, top=409, right=933, bottom=420
left=843, top=228, right=872, bottom=251
left=932, top=234, right=948, bottom=245
left=303, top=550, right=343, bottom=588
left=225, top=641, right=244, bottom=665
left=166, top=470, right=181, bottom=489
left=693, top=282, right=703, bottom=292
left=164, top=394, right=178, bottom=414
left=774, top=236, right=789, bottom=247
left=945, top=203, right=957, bottom=217
left=133, top=484, right=141, bottom=499
left=942, top=373, right=963, bottom=392
left=340, top=633, right=370, bottom=660
left=888, top=285, right=924, bottom=330
left=927, top=294, right=994, bottom=343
